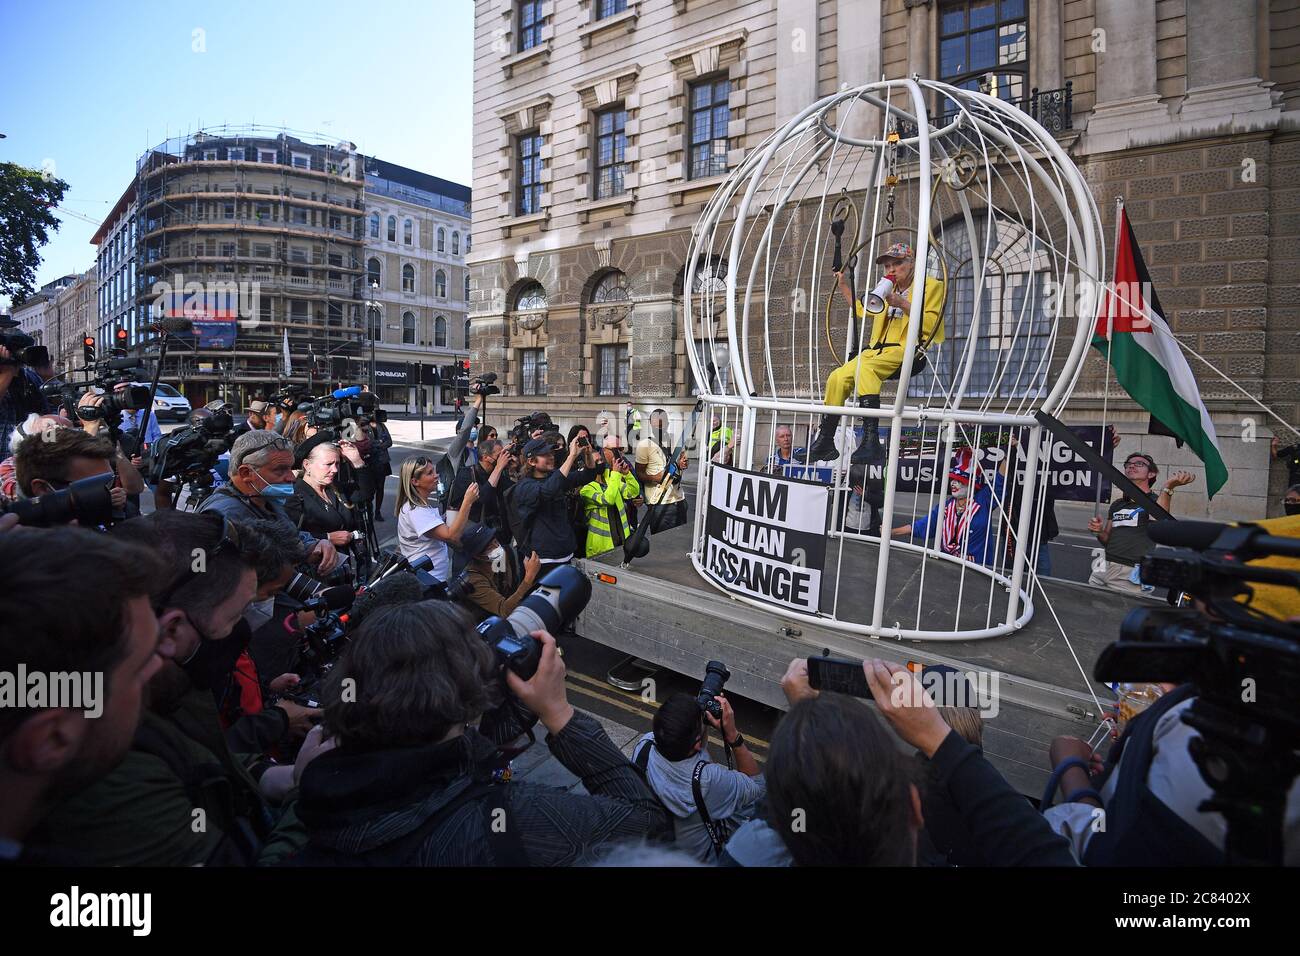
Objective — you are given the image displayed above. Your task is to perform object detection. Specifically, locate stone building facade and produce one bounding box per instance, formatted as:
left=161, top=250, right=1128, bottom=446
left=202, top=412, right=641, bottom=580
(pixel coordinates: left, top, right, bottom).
left=470, top=0, right=1300, bottom=518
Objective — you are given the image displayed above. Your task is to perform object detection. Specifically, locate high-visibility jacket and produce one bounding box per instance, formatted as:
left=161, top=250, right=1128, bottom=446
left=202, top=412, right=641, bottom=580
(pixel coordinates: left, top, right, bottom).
left=580, top=469, right=641, bottom=557
left=855, top=276, right=946, bottom=350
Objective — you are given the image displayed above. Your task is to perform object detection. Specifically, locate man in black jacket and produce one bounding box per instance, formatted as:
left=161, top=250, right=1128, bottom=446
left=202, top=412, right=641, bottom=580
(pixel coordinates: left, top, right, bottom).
left=293, top=601, right=673, bottom=865
left=448, top=437, right=513, bottom=539
left=511, top=434, right=602, bottom=571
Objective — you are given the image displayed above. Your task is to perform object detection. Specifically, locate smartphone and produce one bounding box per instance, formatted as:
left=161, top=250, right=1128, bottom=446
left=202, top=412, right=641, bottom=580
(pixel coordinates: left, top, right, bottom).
left=577, top=436, right=590, bottom=448
left=806, top=656, right=872, bottom=699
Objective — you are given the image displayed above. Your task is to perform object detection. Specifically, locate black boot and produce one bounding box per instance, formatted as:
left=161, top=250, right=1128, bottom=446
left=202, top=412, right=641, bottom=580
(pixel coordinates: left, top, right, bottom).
left=851, top=395, right=884, bottom=464
left=806, top=414, right=841, bottom=462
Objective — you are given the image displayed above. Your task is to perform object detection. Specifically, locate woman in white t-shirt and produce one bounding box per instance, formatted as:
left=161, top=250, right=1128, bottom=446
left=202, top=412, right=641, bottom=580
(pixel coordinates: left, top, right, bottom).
left=394, top=456, right=478, bottom=581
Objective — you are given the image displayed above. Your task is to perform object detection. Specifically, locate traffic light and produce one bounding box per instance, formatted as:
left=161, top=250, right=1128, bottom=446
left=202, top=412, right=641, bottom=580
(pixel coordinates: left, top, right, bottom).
left=82, top=336, right=96, bottom=364
left=114, top=327, right=129, bottom=347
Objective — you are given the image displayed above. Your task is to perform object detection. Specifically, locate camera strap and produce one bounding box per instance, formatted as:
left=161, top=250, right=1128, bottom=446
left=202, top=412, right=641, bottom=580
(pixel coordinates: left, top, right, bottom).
left=692, top=761, right=728, bottom=859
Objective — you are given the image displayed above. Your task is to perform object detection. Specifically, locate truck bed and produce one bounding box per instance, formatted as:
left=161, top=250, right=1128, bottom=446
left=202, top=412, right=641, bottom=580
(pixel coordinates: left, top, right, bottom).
left=577, top=523, right=1149, bottom=796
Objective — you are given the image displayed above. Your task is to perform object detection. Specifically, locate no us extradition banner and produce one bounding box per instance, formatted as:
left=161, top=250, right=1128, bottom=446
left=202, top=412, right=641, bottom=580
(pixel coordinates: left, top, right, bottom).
left=704, top=465, right=830, bottom=613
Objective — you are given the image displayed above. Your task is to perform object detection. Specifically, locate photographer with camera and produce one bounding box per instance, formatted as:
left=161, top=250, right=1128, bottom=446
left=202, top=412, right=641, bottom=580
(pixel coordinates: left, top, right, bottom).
left=37, top=510, right=309, bottom=866
left=292, top=601, right=672, bottom=865
left=74, top=389, right=146, bottom=501
left=1, top=413, right=73, bottom=503
left=513, top=433, right=603, bottom=571
left=580, top=435, right=641, bottom=558
left=0, top=527, right=166, bottom=864
left=447, top=437, right=513, bottom=542
left=635, top=408, right=690, bottom=535
left=395, top=454, right=478, bottom=580
left=200, top=429, right=340, bottom=575
left=731, top=658, right=1076, bottom=867
left=363, top=414, right=393, bottom=521
left=631, top=672, right=763, bottom=862
left=0, top=338, right=53, bottom=461
left=456, top=522, right=542, bottom=621
left=12, top=426, right=128, bottom=520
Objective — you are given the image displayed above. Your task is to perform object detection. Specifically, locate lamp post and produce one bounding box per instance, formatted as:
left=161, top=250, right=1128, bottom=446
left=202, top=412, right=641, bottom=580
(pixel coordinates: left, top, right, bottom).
left=364, top=279, right=380, bottom=393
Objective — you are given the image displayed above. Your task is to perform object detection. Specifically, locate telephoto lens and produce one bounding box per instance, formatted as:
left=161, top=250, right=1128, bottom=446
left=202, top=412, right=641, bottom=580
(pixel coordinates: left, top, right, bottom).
left=2, top=472, right=117, bottom=528
left=696, top=661, right=731, bottom=719
left=476, top=565, right=592, bottom=680
left=283, top=571, right=325, bottom=603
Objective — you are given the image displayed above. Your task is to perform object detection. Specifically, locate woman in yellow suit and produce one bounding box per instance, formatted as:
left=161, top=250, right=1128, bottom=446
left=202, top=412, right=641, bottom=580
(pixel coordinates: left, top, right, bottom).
left=806, top=241, right=946, bottom=464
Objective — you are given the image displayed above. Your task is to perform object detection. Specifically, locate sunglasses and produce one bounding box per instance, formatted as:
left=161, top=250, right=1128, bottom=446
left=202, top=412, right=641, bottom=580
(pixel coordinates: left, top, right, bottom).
left=156, top=513, right=244, bottom=608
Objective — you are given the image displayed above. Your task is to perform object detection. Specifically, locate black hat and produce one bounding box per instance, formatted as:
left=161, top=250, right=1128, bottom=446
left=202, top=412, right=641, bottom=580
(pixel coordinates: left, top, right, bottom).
left=460, top=522, right=497, bottom=560
left=294, top=431, right=333, bottom=468
left=523, top=436, right=553, bottom=458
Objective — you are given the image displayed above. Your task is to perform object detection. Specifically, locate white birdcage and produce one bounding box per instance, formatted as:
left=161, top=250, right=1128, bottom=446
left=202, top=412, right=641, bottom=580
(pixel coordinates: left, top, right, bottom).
left=684, top=78, right=1104, bottom=641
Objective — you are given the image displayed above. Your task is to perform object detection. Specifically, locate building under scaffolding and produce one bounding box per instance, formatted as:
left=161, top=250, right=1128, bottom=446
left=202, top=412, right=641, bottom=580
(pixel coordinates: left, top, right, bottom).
left=131, top=126, right=368, bottom=407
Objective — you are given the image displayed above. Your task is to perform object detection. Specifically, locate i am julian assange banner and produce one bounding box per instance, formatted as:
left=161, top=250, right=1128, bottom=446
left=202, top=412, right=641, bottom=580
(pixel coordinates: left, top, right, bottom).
left=1093, top=206, right=1228, bottom=497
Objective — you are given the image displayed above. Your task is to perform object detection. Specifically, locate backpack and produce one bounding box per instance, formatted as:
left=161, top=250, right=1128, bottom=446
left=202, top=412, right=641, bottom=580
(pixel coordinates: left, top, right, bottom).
left=1079, top=684, right=1224, bottom=867
left=433, top=452, right=458, bottom=511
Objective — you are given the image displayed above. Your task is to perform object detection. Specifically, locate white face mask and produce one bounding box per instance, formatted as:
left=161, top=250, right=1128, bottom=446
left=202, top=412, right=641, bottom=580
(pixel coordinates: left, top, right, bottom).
left=243, top=596, right=275, bottom=632
left=488, top=546, right=507, bottom=574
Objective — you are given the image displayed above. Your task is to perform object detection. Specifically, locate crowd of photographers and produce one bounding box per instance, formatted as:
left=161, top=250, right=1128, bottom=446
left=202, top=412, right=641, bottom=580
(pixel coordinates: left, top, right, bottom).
left=2, top=349, right=1298, bottom=867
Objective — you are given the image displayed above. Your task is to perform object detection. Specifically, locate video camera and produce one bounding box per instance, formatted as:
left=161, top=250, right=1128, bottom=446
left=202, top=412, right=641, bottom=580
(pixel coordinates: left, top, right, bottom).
left=0, top=330, right=42, bottom=367
left=1, top=471, right=117, bottom=528
left=40, top=350, right=150, bottom=439
left=1094, top=519, right=1300, bottom=865
left=147, top=408, right=236, bottom=502
left=267, top=383, right=310, bottom=410
left=506, top=411, right=561, bottom=458
left=471, top=371, right=500, bottom=397
left=298, top=386, right=385, bottom=440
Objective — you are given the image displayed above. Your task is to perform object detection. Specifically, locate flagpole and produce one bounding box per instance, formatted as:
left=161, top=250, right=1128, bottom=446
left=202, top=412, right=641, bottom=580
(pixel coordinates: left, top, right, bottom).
left=1095, top=196, right=1123, bottom=517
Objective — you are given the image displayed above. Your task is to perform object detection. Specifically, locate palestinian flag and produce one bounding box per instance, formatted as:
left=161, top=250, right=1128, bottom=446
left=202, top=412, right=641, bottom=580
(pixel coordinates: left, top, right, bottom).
left=1093, top=207, right=1228, bottom=497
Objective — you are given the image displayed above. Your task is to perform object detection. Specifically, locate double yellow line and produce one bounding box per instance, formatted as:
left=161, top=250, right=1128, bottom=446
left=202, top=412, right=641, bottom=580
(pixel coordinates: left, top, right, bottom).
left=564, top=670, right=771, bottom=761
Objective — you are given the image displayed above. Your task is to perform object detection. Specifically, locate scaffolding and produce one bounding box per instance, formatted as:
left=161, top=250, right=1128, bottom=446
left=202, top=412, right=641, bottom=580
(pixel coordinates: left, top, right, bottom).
left=133, top=125, right=368, bottom=404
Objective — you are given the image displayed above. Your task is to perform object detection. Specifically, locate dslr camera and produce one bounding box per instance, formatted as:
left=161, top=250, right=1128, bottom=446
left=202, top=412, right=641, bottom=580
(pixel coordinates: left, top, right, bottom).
left=696, top=661, right=731, bottom=719
left=1, top=471, right=117, bottom=528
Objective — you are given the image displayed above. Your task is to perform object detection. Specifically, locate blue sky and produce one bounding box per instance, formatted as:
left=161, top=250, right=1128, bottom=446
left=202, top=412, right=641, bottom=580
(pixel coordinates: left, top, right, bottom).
left=0, top=0, right=473, bottom=306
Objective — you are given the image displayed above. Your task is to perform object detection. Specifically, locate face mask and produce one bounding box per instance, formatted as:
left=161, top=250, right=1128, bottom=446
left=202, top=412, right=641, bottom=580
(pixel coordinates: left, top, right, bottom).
left=180, top=615, right=249, bottom=690
left=488, top=546, right=507, bottom=574
left=1286, top=501, right=1300, bottom=516
left=470, top=428, right=479, bottom=442
left=243, top=596, right=275, bottom=632
left=253, top=470, right=295, bottom=499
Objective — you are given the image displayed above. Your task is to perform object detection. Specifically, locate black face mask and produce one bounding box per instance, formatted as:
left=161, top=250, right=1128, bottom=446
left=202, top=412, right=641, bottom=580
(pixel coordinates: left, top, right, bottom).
left=181, top=616, right=251, bottom=690
left=1285, top=501, right=1300, bottom=516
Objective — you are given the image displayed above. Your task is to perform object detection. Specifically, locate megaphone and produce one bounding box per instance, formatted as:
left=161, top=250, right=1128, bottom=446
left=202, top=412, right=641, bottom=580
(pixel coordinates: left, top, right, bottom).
left=865, top=276, right=894, bottom=313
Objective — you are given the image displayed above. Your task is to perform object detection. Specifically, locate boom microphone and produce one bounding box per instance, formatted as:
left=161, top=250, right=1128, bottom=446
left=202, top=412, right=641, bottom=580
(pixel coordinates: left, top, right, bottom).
left=1147, top=520, right=1219, bottom=550
left=332, top=386, right=363, bottom=400
left=347, top=572, right=426, bottom=630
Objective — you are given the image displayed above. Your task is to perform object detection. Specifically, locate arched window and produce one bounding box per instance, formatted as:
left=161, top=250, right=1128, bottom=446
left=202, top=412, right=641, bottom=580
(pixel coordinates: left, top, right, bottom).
left=435, top=315, right=448, bottom=348
left=514, top=280, right=547, bottom=310
left=435, top=270, right=447, bottom=297
left=403, top=219, right=413, bottom=245
left=464, top=317, right=472, bottom=348
left=387, top=216, right=397, bottom=242
left=369, top=212, right=380, bottom=238
left=366, top=257, right=381, bottom=289
left=437, top=227, right=446, bottom=253
left=464, top=274, right=471, bottom=302
left=465, top=233, right=471, bottom=252
left=451, top=231, right=460, bottom=255
left=402, top=263, right=415, bottom=293
left=590, top=270, right=631, bottom=303
left=402, top=310, right=416, bottom=344
left=692, top=257, right=727, bottom=294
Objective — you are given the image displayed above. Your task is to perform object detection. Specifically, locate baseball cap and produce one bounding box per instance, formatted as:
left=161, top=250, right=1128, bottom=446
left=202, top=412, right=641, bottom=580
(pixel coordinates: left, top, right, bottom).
left=523, top=436, right=553, bottom=458
left=459, top=522, right=497, bottom=560
left=875, top=241, right=915, bottom=264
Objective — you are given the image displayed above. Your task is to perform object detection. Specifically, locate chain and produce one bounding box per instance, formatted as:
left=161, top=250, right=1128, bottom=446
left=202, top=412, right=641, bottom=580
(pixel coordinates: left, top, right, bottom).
left=884, top=122, right=900, bottom=225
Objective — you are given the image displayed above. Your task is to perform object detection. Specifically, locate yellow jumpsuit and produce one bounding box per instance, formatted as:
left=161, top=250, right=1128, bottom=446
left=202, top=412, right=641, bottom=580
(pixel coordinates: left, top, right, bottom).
left=822, top=276, right=947, bottom=406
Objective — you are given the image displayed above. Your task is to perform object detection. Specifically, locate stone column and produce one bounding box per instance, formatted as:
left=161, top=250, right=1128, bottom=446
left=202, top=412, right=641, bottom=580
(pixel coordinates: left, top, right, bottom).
left=905, top=0, right=930, bottom=78
left=1179, top=0, right=1280, bottom=129
left=1032, top=0, right=1063, bottom=92
left=776, top=0, right=819, bottom=129
left=838, top=0, right=883, bottom=146
left=1083, top=0, right=1172, bottom=151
